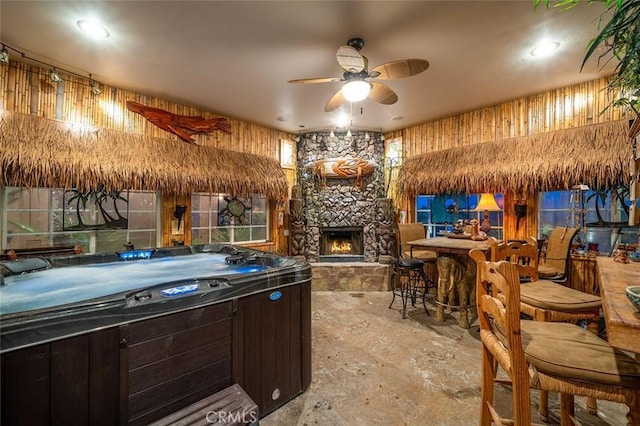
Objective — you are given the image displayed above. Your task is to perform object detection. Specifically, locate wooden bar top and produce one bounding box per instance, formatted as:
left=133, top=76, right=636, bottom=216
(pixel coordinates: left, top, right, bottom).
left=408, top=236, right=491, bottom=256
left=596, top=257, right=640, bottom=354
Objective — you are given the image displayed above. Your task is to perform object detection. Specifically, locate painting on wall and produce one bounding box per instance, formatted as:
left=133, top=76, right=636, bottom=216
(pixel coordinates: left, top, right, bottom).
left=63, top=186, right=128, bottom=231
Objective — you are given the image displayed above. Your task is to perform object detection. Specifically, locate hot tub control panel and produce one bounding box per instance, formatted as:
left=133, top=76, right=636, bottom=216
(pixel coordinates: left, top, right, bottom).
left=125, top=278, right=231, bottom=309
left=160, top=284, right=199, bottom=296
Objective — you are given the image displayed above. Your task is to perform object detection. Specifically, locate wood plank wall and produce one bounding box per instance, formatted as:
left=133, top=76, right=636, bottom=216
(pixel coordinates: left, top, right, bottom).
left=387, top=77, right=631, bottom=241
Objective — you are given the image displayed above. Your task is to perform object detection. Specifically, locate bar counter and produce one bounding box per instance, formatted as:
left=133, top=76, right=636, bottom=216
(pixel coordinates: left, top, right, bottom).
left=596, top=257, right=640, bottom=354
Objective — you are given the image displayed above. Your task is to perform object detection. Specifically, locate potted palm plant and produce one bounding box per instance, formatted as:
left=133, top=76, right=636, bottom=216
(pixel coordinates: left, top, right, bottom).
left=536, top=0, right=640, bottom=125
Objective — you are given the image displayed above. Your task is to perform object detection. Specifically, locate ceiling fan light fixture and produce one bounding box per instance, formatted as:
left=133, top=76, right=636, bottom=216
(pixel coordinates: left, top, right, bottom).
left=342, top=80, right=371, bottom=102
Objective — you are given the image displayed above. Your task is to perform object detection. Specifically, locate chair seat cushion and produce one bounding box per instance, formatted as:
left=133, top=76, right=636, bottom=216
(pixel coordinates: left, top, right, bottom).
left=538, top=263, right=562, bottom=278
left=402, top=248, right=437, bottom=261
left=397, top=258, right=425, bottom=269
left=519, top=320, right=640, bottom=388
left=520, top=280, right=601, bottom=311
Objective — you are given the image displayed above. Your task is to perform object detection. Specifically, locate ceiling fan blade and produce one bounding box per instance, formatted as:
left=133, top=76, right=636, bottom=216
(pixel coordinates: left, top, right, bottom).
left=370, top=59, right=430, bottom=80
left=369, top=82, right=398, bottom=105
left=325, top=89, right=346, bottom=112
left=336, top=45, right=364, bottom=73
left=288, top=77, right=343, bottom=84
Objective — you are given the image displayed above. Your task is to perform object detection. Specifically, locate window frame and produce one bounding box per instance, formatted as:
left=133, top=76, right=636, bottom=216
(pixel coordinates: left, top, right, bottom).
left=191, top=193, right=269, bottom=245
left=1, top=186, right=160, bottom=253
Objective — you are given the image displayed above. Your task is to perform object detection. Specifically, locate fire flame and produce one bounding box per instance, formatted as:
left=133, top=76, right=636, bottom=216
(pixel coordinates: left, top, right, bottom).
left=330, top=240, right=352, bottom=254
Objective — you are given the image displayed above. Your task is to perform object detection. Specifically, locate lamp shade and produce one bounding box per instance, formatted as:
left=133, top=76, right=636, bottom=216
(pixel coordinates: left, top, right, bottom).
left=475, top=193, right=501, bottom=211
left=342, top=80, right=371, bottom=102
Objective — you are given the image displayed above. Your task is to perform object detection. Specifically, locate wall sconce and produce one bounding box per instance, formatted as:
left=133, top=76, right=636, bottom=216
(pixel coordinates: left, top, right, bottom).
left=173, top=204, right=187, bottom=232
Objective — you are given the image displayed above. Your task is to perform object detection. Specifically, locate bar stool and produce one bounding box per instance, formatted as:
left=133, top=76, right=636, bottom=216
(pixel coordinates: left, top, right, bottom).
left=389, top=258, right=433, bottom=318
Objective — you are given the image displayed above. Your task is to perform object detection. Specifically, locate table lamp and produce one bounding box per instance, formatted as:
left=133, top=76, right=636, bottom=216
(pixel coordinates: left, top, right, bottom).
left=475, top=193, right=501, bottom=233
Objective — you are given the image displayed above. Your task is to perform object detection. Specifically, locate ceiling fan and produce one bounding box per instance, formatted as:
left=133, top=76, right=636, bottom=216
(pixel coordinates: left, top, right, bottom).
left=288, top=37, right=429, bottom=112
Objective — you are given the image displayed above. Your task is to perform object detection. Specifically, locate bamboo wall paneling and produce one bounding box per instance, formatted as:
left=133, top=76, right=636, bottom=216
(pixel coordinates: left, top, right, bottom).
left=5, top=62, right=17, bottom=112
left=28, top=66, right=38, bottom=116
left=0, top=63, right=7, bottom=108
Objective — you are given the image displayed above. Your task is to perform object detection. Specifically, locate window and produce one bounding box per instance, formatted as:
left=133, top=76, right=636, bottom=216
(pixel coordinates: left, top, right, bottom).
left=2, top=186, right=159, bottom=253
left=191, top=194, right=268, bottom=244
left=538, top=188, right=637, bottom=254
left=416, top=193, right=504, bottom=239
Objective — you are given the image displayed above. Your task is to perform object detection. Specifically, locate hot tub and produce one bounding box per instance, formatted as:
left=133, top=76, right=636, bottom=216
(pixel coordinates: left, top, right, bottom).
left=1, top=244, right=312, bottom=424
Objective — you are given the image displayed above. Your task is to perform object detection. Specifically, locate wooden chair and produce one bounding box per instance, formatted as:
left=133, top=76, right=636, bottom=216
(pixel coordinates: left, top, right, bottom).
left=488, top=236, right=603, bottom=419
left=395, top=222, right=437, bottom=281
left=538, top=226, right=578, bottom=283
left=489, top=237, right=539, bottom=282
left=471, top=250, right=640, bottom=426
left=395, top=222, right=436, bottom=261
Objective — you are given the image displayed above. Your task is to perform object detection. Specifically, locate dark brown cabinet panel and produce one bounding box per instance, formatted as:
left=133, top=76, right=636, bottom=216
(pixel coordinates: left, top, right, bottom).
left=233, top=281, right=312, bottom=417
left=1, top=328, right=119, bottom=426
left=123, top=302, right=233, bottom=426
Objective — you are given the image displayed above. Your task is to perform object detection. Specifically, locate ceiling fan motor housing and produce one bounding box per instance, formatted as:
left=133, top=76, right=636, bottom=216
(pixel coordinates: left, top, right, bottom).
left=347, top=37, right=365, bottom=51
left=343, top=70, right=369, bottom=81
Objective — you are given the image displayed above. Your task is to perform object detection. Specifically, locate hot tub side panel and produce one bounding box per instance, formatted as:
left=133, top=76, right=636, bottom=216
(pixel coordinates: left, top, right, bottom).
left=232, top=279, right=312, bottom=418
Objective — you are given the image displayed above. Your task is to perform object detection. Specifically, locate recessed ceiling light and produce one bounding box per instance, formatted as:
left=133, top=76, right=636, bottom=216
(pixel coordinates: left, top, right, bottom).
left=77, top=20, right=110, bottom=38
left=530, top=41, right=560, bottom=57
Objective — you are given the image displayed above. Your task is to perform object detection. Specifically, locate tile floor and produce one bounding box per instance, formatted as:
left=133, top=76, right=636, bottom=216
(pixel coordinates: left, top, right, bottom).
left=261, top=291, right=630, bottom=426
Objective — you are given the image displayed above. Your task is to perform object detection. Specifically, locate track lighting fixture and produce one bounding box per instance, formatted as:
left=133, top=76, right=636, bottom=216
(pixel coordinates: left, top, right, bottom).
left=50, top=68, right=63, bottom=83
left=346, top=129, right=352, bottom=138
left=0, top=45, right=8, bottom=64
left=1, top=43, right=103, bottom=97
left=89, top=76, right=102, bottom=95
left=311, top=133, right=317, bottom=141
left=329, top=130, right=335, bottom=138
left=364, top=131, right=370, bottom=141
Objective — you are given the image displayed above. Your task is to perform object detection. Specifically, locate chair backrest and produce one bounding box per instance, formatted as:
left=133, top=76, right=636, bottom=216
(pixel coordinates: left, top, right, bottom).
left=470, top=250, right=531, bottom=424
left=489, top=236, right=539, bottom=281
left=543, top=226, right=579, bottom=278
left=395, top=223, right=426, bottom=258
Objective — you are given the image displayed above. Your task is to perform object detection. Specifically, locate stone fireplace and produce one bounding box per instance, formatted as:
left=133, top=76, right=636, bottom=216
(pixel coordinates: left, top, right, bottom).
left=319, top=226, right=364, bottom=261
left=292, top=130, right=391, bottom=263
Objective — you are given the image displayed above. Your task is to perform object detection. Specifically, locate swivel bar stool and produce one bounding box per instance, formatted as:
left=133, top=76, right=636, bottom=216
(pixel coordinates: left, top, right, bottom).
left=389, top=257, right=432, bottom=318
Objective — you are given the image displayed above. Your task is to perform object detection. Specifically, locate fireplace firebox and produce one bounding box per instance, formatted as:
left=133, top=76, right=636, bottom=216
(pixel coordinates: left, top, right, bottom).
left=319, top=227, right=364, bottom=261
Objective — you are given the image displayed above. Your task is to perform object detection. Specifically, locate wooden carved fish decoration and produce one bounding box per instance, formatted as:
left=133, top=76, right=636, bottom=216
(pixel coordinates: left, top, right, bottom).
left=126, top=101, right=231, bottom=144
left=312, top=157, right=376, bottom=190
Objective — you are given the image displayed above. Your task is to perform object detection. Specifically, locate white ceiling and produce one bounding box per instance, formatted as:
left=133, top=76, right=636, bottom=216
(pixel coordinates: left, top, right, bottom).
left=0, top=1, right=614, bottom=134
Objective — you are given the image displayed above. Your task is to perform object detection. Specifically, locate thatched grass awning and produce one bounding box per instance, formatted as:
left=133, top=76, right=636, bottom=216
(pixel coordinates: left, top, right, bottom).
left=0, top=111, right=288, bottom=198
left=399, top=120, right=634, bottom=196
